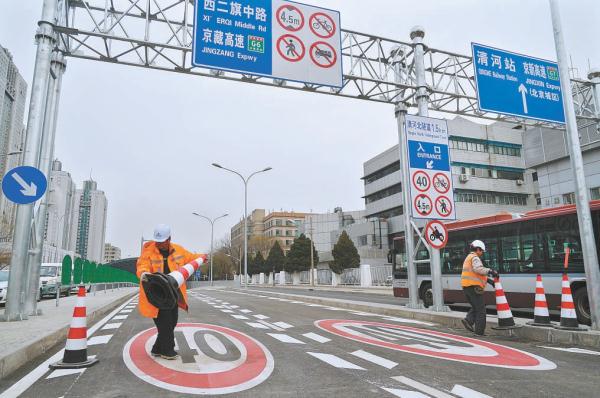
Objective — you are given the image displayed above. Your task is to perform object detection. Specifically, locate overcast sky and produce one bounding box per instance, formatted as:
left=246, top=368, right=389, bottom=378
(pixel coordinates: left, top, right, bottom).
left=1, top=1, right=599, bottom=257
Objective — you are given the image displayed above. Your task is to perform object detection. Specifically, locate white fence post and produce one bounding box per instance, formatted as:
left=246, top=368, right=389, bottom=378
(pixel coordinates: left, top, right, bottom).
left=332, top=272, right=339, bottom=286
left=293, top=272, right=300, bottom=285
left=259, top=273, right=265, bottom=285
left=278, top=271, right=286, bottom=285
left=360, top=264, right=372, bottom=287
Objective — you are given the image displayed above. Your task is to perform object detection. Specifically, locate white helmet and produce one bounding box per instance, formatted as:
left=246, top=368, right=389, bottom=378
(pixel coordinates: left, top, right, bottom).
left=470, top=240, right=486, bottom=252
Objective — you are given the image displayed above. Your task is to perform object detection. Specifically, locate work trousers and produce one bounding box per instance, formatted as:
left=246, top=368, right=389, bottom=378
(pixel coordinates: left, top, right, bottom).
left=152, top=306, right=179, bottom=354
left=463, top=286, right=486, bottom=335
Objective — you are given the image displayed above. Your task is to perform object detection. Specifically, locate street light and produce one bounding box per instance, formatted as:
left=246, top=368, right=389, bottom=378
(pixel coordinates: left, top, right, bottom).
left=192, top=212, right=228, bottom=286
left=212, top=163, right=272, bottom=288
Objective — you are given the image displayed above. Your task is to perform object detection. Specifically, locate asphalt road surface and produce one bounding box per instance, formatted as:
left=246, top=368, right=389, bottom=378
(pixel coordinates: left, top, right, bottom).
left=2, top=287, right=599, bottom=398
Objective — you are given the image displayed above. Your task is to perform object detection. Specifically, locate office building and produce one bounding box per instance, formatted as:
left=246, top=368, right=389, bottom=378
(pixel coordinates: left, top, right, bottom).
left=70, top=179, right=108, bottom=263
left=230, top=209, right=266, bottom=251
left=104, top=243, right=121, bottom=263
left=263, top=211, right=307, bottom=252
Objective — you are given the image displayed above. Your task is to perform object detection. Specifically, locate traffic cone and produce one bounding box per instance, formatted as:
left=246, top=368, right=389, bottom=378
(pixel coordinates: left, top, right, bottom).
left=50, top=286, right=99, bottom=369
left=491, top=276, right=522, bottom=330
left=527, top=274, right=553, bottom=327
left=554, top=273, right=586, bottom=331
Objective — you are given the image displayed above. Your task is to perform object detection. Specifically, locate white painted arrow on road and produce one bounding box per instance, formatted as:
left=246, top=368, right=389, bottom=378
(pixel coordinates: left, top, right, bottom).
left=11, top=172, right=37, bottom=196
left=518, top=83, right=528, bottom=114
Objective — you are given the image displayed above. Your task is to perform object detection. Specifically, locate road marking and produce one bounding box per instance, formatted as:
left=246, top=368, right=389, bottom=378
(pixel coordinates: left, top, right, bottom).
left=253, top=314, right=270, bottom=320
left=101, top=322, right=122, bottom=330
left=232, top=314, right=249, bottom=320
left=46, top=368, right=86, bottom=379
left=267, top=333, right=305, bottom=344
left=112, top=314, right=128, bottom=320
left=539, top=346, right=600, bottom=355
left=302, top=332, right=331, bottom=343
left=213, top=305, right=226, bottom=308
left=307, top=352, right=365, bottom=369
left=306, top=304, right=324, bottom=307
left=451, top=384, right=493, bottom=398
left=381, top=317, right=435, bottom=326
left=240, top=309, right=252, bottom=313
left=230, top=305, right=240, bottom=309
left=348, top=311, right=373, bottom=316
left=246, top=322, right=270, bottom=329
left=273, top=321, right=293, bottom=329
left=257, top=320, right=285, bottom=331
left=391, top=376, right=454, bottom=398
left=351, top=350, right=397, bottom=369
left=222, top=302, right=230, bottom=304
left=324, top=307, right=346, bottom=311
left=221, top=309, right=234, bottom=313
left=120, top=309, right=133, bottom=313
left=381, top=387, right=429, bottom=398
left=88, top=334, right=113, bottom=345
left=268, top=297, right=279, bottom=300
left=291, top=301, right=304, bottom=304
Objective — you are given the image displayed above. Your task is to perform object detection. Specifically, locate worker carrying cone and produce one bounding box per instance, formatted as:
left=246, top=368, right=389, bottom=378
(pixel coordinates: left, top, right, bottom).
left=50, top=286, right=98, bottom=369
left=528, top=274, right=553, bottom=327
left=491, top=276, right=522, bottom=330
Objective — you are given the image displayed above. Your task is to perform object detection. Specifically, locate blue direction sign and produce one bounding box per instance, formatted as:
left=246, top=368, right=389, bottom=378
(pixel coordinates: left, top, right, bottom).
left=1, top=166, right=47, bottom=205
left=472, top=43, right=565, bottom=124
left=408, top=141, right=450, bottom=172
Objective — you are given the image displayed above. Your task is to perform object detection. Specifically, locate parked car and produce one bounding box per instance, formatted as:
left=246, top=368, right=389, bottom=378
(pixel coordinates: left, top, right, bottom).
left=0, top=270, right=8, bottom=304
left=39, top=263, right=71, bottom=298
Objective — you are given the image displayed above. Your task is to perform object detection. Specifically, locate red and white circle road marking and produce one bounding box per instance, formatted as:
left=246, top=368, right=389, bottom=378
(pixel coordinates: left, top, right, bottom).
left=123, top=323, right=274, bottom=395
left=309, top=12, right=336, bottom=38
left=435, top=195, right=453, bottom=218
left=412, top=170, right=430, bottom=192
left=276, top=4, right=304, bottom=32
left=315, top=320, right=556, bottom=370
left=425, top=220, right=448, bottom=250
left=413, top=194, right=433, bottom=216
left=277, top=34, right=305, bottom=62
left=432, top=173, right=450, bottom=194
left=309, top=42, right=337, bottom=68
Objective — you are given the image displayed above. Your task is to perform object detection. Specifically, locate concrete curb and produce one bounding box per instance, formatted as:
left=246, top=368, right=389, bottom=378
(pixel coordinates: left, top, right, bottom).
left=247, top=288, right=600, bottom=349
left=0, top=291, right=137, bottom=380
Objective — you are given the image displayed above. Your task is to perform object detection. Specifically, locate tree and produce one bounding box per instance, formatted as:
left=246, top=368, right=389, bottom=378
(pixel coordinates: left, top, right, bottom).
left=265, top=241, right=285, bottom=274
left=330, top=231, right=360, bottom=274
left=285, top=234, right=318, bottom=273
left=248, top=235, right=274, bottom=258
left=246, top=253, right=257, bottom=276
left=253, top=251, right=266, bottom=274
left=210, top=250, right=236, bottom=280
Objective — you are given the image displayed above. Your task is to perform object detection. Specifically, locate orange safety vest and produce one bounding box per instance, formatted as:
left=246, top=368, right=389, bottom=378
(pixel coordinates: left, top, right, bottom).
left=461, top=252, right=487, bottom=289
left=136, top=241, right=205, bottom=318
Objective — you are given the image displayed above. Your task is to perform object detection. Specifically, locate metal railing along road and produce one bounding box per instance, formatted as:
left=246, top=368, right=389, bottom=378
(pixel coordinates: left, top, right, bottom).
left=340, top=268, right=361, bottom=286
left=371, top=265, right=393, bottom=286
left=317, top=269, right=332, bottom=285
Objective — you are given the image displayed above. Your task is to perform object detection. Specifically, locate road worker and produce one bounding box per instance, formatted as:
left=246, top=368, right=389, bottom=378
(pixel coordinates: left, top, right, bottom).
left=136, top=224, right=206, bottom=359
left=461, top=240, right=498, bottom=336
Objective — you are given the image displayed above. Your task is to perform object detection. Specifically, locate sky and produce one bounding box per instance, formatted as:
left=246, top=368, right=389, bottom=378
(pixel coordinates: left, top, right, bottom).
left=1, top=0, right=599, bottom=258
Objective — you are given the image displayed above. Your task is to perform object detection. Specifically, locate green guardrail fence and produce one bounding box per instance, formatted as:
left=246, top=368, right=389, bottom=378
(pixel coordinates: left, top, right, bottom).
left=60, top=255, right=139, bottom=285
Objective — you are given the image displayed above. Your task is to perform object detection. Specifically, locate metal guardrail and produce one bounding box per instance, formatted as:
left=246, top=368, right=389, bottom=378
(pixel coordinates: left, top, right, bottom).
left=317, top=269, right=332, bottom=285
left=340, top=268, right=361, bottom=286
left=299, top=271, right=310, bottom=284
left=371, top=265, right=393, bottom=286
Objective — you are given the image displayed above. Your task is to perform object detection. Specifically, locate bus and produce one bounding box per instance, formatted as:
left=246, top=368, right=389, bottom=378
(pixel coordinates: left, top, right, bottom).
left=391, top=201, right=600, bottom=325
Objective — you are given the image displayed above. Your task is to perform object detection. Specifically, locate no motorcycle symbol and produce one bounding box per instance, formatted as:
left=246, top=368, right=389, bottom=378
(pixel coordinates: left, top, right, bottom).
left=425, top=220, right=448, bottom=249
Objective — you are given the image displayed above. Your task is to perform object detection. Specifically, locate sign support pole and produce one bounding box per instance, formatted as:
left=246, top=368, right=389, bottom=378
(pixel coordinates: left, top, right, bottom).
left=4, top=0, right=58, bottom=322
left=411, top=26, right=448, bottom=312
left=550, top=0, right=600, bottom=330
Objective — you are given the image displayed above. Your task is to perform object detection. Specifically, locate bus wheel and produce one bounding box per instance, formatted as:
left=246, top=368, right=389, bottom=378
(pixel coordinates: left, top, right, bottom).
left=573, top=287, right=591, bottom=325
left=421, top=283, right=433, bottom=308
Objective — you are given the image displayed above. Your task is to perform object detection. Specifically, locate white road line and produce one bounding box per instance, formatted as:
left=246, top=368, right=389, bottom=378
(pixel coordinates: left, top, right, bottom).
left=349, top=311, right=373, bottom=316
left=306, top=304, right=324, bottom=307
left=220, top=309, right=234, bottom=313
left=240, top=309, right=252, bottom=313
left=229, top=305, right=240, bottom=309
left=267, top=333, right=305, bottom=344
left=302, top=332, right=331, bottom=343
left=268, top=297, right=279, bottom=300
left=291, top=301, right=304, bottom=304
left=257, top=320, right=285, bottom=331
left=307, top=352, right=364, bottom=369
left=119, top=309, right=133, bottom=313
left=451, top=384, right=494, bottom=398
left=381, top=387, right=429, bottom=398
left=272, top=321, right=293, bottom=329
left=213, top=305, right=226, bottom=309
left=253, top=314, right=270, bottom=320
left=112, top=315, right=128, bottom=320
left=231, top=314, right=249, bottom=320
left=88, top=334, right=113, bottom=346
left=246, top=322, right=270, bottom=329
left=0, top=296, right=138, bottom=398
left=381, top=317, right=435, bottom=326
left=100, top=322, right=122, bottom=330
left=539, top=346, right=600, bottom=355
left=46, top=368, right=86, bottom=379
left=351, top=350, right=398, bottom=369
left=391, top=376, right=454, bottom=398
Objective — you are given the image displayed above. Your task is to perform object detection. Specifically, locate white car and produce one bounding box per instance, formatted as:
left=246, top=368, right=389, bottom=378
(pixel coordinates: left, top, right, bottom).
left=0, top=270, right=8, bottom=304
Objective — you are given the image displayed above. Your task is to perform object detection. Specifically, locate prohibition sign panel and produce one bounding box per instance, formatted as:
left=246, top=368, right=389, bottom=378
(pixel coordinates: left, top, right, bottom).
left=435, top=195, right=453, bottom=218
left=309, top=12, right=336, bottom=38
left=413, top=194, right=433, bottom=217
left=315, top=320, right=556, bottom=370
left=432, top=172, right=450, bottom=194
left=412, top=170, right=430, bottom=192
left=276, top=4, right=305, bottom=32
left=123, top=323, right=274, bottom=395
left=310, top=41, right=337, bottom=68
left=424, top=220, right=448, bottom=250
left=277, top=34, right=305, bottom=62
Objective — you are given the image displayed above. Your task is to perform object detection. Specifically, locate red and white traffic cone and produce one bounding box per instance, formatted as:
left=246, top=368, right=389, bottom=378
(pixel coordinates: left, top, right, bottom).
left=491, top=276, right=521, bottom=330
left=50, top=286, right=98, bottom=369
left=554, top=273, right=586, bottom=331
left=527, top=274, right=553, bottom=327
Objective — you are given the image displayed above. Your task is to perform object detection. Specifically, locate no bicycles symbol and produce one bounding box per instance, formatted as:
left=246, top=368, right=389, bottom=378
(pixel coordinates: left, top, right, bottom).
left=309, top=12, right=336, bottom=38
left=433, top=173, right=450, bottom=194
left=277, top=34, right=305, bottom=62
left=310, top=41, right=337, bottom=68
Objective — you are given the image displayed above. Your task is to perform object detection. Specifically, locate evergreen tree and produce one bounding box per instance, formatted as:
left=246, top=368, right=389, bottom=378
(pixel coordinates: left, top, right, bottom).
left=265, top=241, right=285, bottom=274
left=330, top=231, right=360, bottom=274
left=254, top=251, right=266, bottom=274
left=285, top=234, right=319, bottom=272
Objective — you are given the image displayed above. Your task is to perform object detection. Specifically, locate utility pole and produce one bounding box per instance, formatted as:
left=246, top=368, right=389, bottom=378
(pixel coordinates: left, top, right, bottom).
left=193, top=212, right=228, bottom=286
left=549, top=0, right=600, bottom=330
left=310, top=216, right=314, bottom=287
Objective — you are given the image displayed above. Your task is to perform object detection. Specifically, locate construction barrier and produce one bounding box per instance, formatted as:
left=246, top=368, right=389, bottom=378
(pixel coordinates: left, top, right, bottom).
left=528, top=274, right=553, bottom=327
left=491, top=276, right=522, bottom=330
left=555, top=272, right=587, bottom=331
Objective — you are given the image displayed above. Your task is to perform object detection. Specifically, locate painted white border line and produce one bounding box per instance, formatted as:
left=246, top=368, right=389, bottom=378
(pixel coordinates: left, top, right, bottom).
left=302, top=332, right=331, bottom=343
left=391, top=376, right=454, bottom=398
left=451, top=384, right=493, bottom=398
left=267, top=333, right=305, bottom=344
left=0, top=295, right=138, bottom=398
left=381, top=387, right=428, bottom=398
left=307, top=352, right=364, bottom=370
left=351, top=350, right=397, bottom=369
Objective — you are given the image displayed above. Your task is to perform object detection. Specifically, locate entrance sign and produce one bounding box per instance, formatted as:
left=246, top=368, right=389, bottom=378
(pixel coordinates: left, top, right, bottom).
left=315, top=319, right=556, bottom=370
left=1, top=166, right=47, bottom=205
left=472, top=43, right=565, bottom=124
left=193, top=0, right=342, bottom=87
left=123, top=323, right=274, bottom=395
left=405, top=115, right=456, bottom=220
left=424, top=220, right=448, bottom=250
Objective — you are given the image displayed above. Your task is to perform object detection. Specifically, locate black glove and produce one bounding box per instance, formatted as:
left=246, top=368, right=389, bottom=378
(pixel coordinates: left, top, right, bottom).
left=488, top=269, right=499, bottom=278
left=487, top=278, right=496, bottom=288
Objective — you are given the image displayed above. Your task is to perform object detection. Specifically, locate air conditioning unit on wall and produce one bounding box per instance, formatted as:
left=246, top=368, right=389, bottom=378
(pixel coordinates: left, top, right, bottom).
left=516, top=179, right=524, bottom=185
left=459, top=174, right=469, bottom=183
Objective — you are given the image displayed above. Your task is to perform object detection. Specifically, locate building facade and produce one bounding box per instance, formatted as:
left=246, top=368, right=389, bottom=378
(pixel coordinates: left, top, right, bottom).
left=263, top=211, right=307, bottom=253
left=104, top=243, right=122, bottom=263
left=230, top=209, right=266, bottom=251
left=70, top=179, right=108, bottom=262
left=0, top=45, right=27, bottom=249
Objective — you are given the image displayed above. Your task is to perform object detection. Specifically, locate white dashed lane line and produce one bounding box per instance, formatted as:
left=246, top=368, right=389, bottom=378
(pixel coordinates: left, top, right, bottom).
left=391, top=376, right=453, bottom=398
left=87, top=334, right=113, bottom=346
left=231, top=314, right=249, bottom=320
left=272, top=321, right=293, bottom=329
left=246, top=322, right=270, bottom=329
left=350, top=350, right=398, bottom=369
left=307, top=352, right=365, bottom=370
left=381, top=387, right=428, bottom=398
left=539, top=346, right=600, bottom=355
left=253, top=314, right=270, bottom=320
left=267, top=333, right=305, bottom=344
left=239, top=309, right=252, bottom=313
left=100, top=322, right=122, bottom=331
left=302, top=332, right=331, bottom=343
left=451, top=384, right=494, bottom=398
left=112, top=315, right=128, bottom=320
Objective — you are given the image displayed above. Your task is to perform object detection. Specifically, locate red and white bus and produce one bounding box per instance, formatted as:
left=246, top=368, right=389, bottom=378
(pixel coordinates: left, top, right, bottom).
left=392, top=202, right=598, bottom=325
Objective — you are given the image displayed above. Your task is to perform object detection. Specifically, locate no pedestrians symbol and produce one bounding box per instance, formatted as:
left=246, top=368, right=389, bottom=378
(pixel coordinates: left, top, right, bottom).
left=277, top=34, right=305, bottom=62
left=435, top=195, right=453, bottom=218
left=310, top=41, right=337, bottom=68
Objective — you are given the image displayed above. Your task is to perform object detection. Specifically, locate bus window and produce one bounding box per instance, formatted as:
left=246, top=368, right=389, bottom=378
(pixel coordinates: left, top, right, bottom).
left=542, top=215, right=584, bottom=273
left=500, top=233, right=521, bottom=273
left=482, top=238, right=500, bottom=271
left=441, top=239, right=466, bottom=274
left=520, top=233, right=546, bottom=273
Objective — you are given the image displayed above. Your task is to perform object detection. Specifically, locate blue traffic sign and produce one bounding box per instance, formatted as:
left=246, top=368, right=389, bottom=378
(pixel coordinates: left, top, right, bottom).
left=1, top=166, right=47, bottom=205
left=472, top=43, right=565, bottom=124
left=408, top=141, right=450, bottom=172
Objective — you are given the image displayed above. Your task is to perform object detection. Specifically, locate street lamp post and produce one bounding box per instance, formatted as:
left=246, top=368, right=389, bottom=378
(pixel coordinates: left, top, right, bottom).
left=212, top=163, right=272, bottom=288
left=192, top=212, right=228, bottom=286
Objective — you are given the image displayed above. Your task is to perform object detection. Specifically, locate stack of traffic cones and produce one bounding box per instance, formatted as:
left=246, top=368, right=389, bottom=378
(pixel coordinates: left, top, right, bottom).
left=528, top=274, right=553, bottom=327
left=554, top=273, right=586, bottom=331
left=50, top=286, right=99, bottom=369
left=491, top=276, right=522, bottom=330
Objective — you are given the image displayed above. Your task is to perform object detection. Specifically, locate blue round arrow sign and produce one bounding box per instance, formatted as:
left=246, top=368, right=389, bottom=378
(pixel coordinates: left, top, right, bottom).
left=1, top=166, right=47, bottom=205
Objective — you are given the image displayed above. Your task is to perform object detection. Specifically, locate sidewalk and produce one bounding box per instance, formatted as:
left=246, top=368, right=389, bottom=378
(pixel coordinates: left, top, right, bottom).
left=0, top=286, right=137, bottom=379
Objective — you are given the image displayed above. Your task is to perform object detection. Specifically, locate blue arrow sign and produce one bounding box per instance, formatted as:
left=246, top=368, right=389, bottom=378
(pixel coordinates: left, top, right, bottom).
left=408, top=141, right=450, bottom=171
left=472, top=43, right=565, bottom=124
left=1, top=166, right=47, bottom=205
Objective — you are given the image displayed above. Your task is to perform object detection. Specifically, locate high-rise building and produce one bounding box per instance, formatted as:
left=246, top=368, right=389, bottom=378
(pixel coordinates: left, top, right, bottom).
left=70, top=179, right=108, bottom=262
left=104, top=243, right=121, bottom=263
left=0, top=45, right=27, bottom=249
left=263, top=211, right=308, bottom=253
